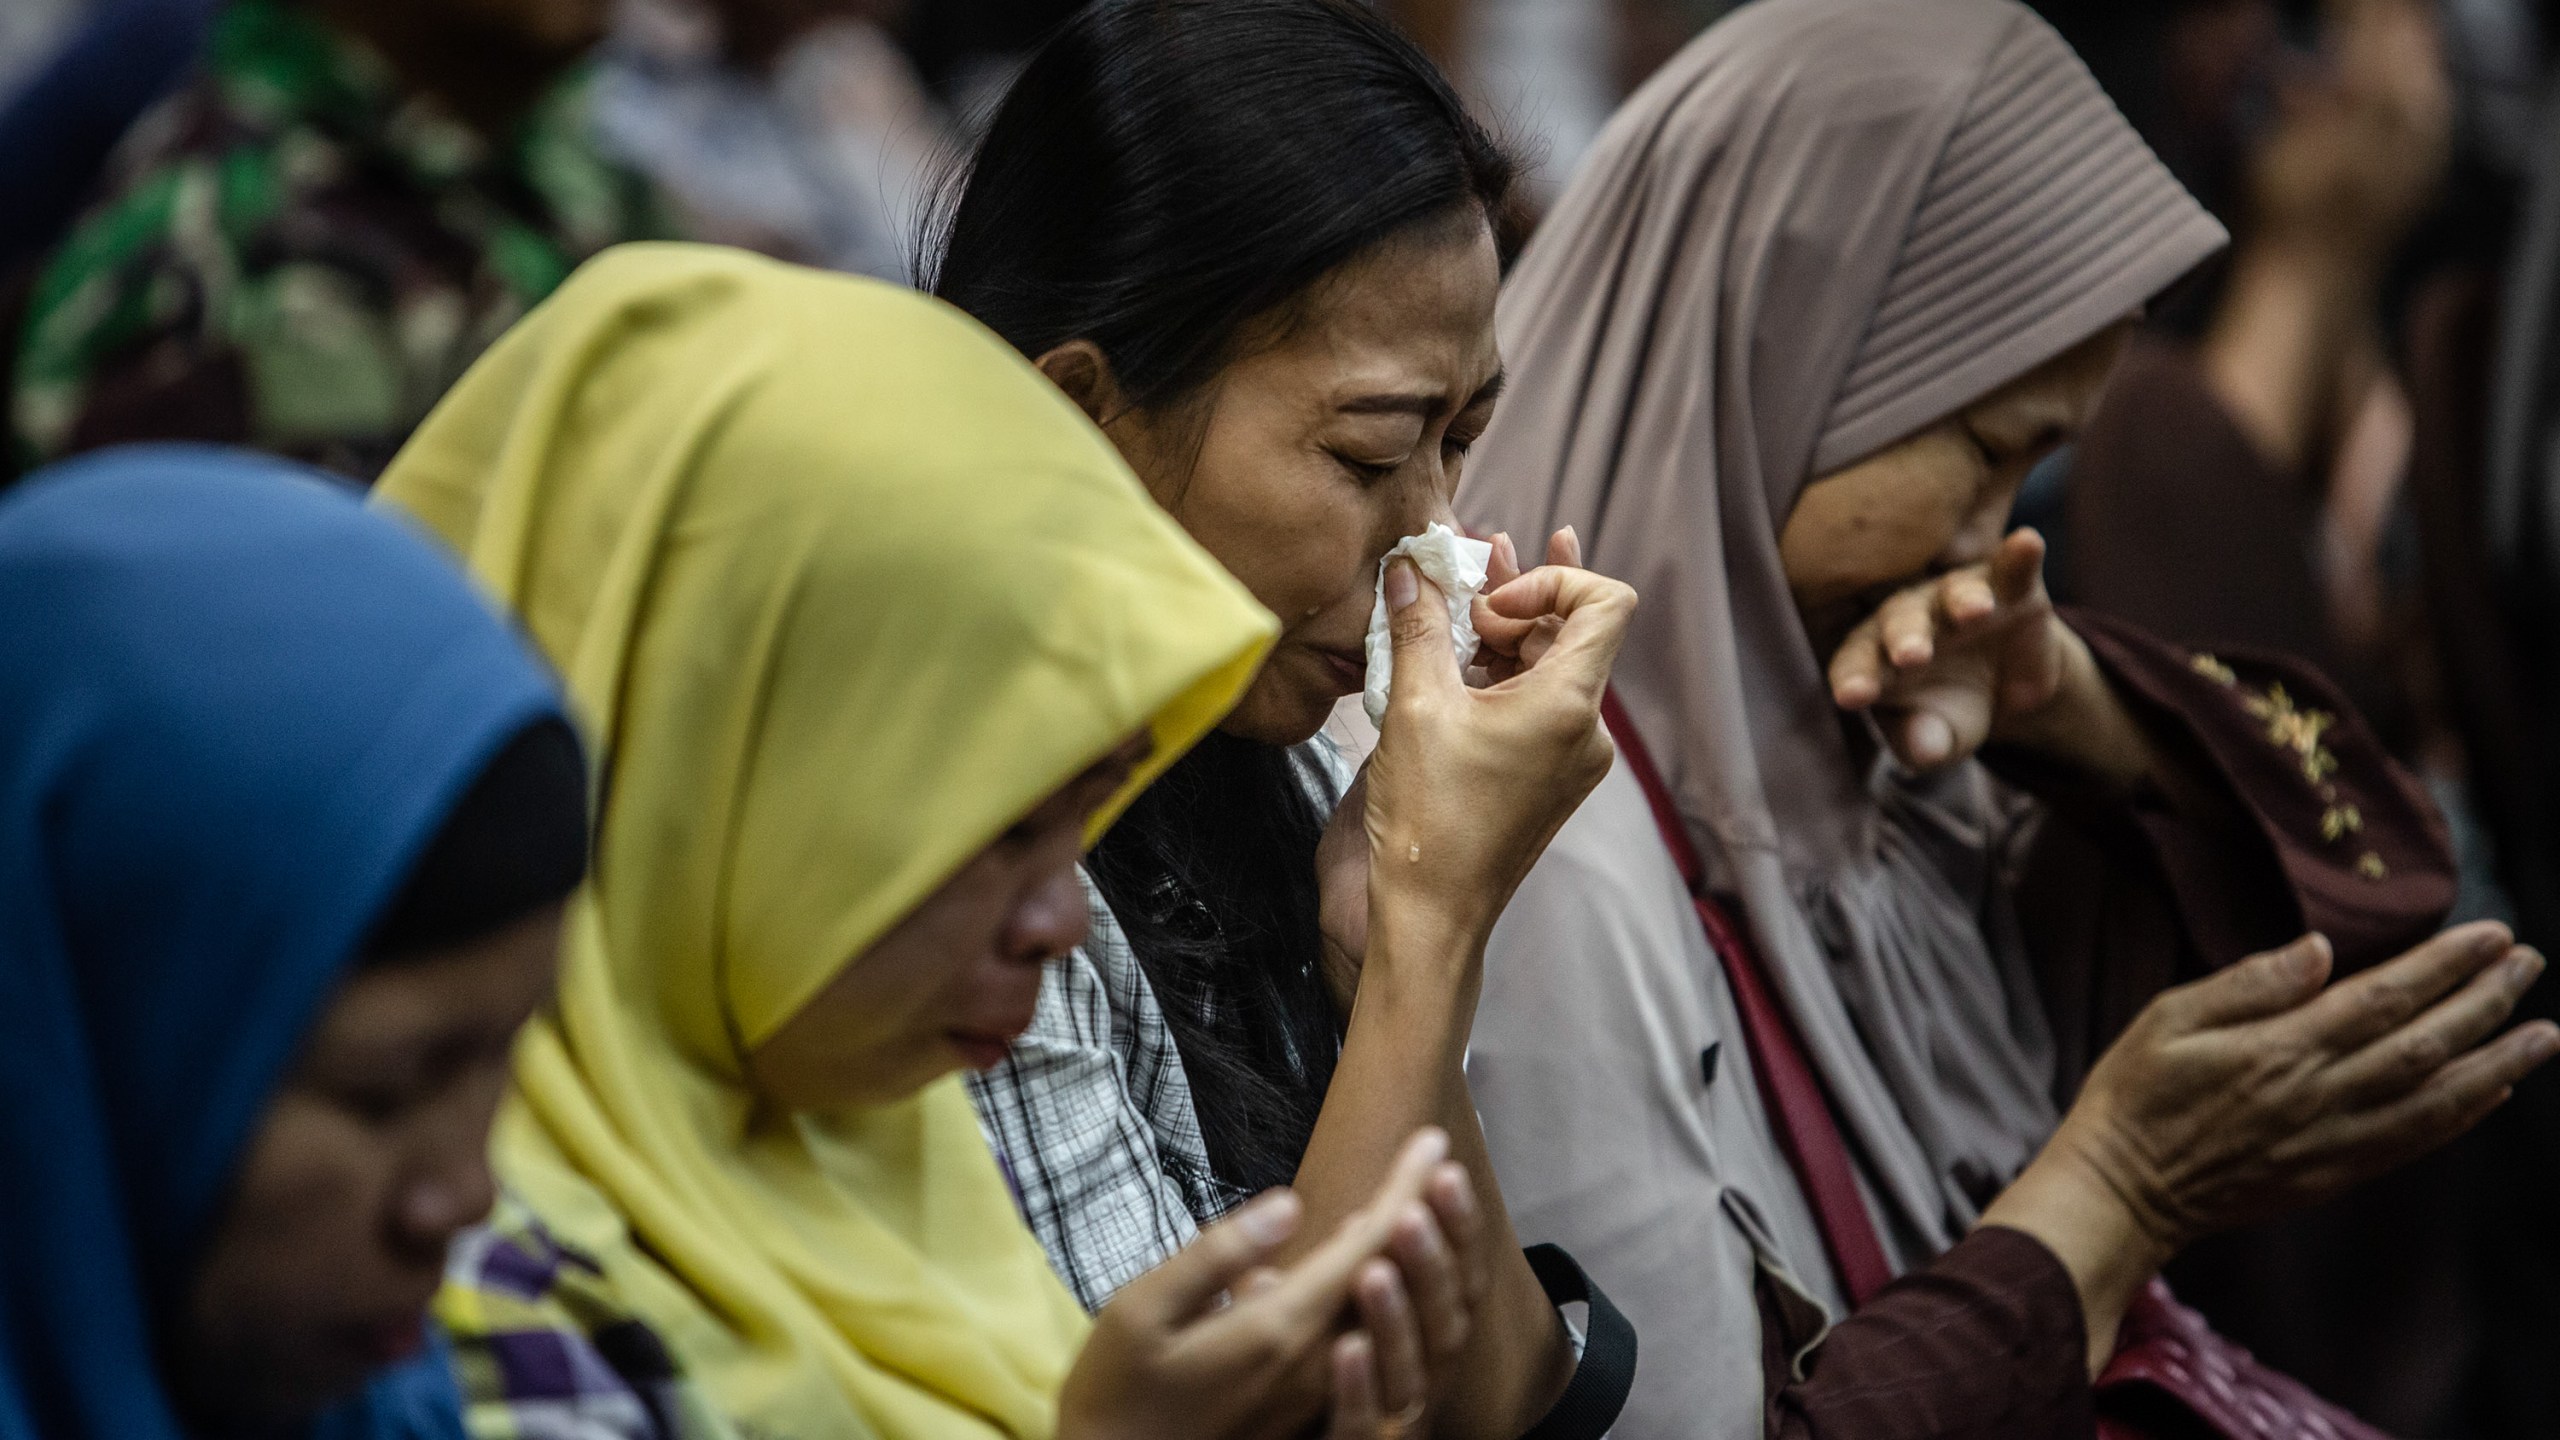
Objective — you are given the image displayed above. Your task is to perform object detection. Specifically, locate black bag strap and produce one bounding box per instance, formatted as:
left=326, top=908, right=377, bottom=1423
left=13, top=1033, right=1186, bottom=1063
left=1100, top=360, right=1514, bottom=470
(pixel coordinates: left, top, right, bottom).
left=1516, top=1243, right=1638, bottom=1440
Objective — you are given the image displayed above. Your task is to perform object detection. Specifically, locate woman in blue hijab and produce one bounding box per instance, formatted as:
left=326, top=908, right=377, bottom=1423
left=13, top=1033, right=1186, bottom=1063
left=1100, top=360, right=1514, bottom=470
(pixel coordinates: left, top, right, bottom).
left=0, top=445, right=589, bottom=1439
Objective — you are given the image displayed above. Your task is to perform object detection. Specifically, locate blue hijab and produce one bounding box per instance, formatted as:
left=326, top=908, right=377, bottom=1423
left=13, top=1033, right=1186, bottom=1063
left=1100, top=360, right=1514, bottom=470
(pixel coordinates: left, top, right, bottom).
left=0, top=446, right=571, bottom=1440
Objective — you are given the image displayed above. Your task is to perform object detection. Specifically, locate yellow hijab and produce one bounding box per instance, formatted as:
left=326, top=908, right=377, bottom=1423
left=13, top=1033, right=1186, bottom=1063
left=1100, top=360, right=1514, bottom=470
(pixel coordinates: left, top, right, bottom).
left=379, top=244, right=1276, bottom=1440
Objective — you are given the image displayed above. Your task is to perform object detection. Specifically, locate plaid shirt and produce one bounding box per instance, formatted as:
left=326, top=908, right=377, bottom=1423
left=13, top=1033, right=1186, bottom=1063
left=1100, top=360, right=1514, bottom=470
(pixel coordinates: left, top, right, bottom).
left=967, top=737, right=1357, bottom=1309
left=9, top=0, right=662, bottom=481
left=967, top=872, right=1244, bottom=1310
left=438, top=1198, right=735, bottom=1440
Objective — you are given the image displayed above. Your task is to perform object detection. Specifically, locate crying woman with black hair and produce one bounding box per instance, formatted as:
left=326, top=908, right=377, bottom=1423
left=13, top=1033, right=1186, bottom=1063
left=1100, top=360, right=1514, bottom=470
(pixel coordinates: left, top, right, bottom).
left=936, top=3, right=1640, bottom=1437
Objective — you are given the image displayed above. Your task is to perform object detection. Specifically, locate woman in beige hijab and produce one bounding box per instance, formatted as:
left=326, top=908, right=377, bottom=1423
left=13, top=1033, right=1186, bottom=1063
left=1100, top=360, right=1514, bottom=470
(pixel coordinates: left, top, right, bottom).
left=1457, top=1, right=2557, bottom=1436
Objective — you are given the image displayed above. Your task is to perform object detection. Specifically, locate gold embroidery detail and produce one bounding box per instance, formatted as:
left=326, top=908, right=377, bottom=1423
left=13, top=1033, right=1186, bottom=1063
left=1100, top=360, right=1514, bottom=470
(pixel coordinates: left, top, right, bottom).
left=2205, top=663, right=2387, bottom=881
left=2239, top=683, right=2340, bottom=786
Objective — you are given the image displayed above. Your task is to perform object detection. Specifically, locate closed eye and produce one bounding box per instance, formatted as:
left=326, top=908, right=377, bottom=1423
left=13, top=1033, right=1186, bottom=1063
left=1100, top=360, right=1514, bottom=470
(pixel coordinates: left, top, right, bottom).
left=1962, top=425, right=1998, bottom=469
left=1333, top=452, right=1400, bottom=486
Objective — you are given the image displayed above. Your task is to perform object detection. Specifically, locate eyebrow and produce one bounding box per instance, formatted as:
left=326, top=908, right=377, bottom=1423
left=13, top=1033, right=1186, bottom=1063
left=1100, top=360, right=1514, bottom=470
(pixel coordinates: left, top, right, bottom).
left=1336, top=370, right=1507, bottom=419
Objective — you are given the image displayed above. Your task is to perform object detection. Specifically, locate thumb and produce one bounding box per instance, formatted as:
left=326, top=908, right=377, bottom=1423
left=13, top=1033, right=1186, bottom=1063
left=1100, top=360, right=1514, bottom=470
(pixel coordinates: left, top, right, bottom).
left=1111, top=1189, right=1303, bottom=1327
left=1990, top=528, right=2046, bottom=607
left=1385, top=558, right=1462, bottom=708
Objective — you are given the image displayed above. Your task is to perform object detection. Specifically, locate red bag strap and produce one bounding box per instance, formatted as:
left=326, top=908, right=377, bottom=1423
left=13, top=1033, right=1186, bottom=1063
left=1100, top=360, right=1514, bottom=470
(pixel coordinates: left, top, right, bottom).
left=1600, top=689, right=1897, bottom=1307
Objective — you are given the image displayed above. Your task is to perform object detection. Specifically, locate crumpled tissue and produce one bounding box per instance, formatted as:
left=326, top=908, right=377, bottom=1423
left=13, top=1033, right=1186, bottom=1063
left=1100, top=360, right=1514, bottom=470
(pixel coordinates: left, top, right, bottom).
left=1363, top=522, right=1493, bottom=725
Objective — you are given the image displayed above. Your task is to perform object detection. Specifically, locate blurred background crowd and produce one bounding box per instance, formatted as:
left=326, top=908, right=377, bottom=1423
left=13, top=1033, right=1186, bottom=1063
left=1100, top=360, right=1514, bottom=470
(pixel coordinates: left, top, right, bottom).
left=4, top=0, right=2559, bottom=1434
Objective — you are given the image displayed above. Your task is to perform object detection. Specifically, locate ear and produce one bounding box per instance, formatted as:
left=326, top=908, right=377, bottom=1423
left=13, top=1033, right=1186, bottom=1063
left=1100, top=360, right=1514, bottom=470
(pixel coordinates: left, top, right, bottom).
left=1033, top=340, right=1127, bottom=427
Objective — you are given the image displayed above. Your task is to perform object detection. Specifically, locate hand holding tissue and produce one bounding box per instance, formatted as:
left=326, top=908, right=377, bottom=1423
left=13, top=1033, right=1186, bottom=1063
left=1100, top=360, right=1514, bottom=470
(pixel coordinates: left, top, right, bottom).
left=1363, top=523, right=1493, bottom=725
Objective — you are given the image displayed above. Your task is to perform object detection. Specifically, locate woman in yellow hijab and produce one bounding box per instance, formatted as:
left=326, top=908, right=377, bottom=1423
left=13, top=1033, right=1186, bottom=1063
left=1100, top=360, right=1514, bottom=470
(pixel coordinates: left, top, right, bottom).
left=384, top=243, right=1479, bottom=1440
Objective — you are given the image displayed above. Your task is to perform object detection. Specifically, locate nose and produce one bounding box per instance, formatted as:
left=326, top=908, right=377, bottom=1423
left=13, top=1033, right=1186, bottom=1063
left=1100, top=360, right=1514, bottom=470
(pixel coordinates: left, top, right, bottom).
left=1377, top=474, right=1456, bottom=559
left=1003, top=862, right=1091, bottom=965
left=391, top=1107, right=501, bottom=1257
left=392, top=1161, right=495, bottom=1264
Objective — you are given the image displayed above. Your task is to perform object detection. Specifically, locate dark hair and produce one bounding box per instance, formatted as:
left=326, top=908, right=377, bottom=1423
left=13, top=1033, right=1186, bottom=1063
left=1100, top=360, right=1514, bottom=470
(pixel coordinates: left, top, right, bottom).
left=365, top=717, right=588, bottom=961
left=1082, top=735, right=1341, bottom=1196
left=930, top=0, right=1515, bottom=1193
left=926, top=0, right=1515, bottom=414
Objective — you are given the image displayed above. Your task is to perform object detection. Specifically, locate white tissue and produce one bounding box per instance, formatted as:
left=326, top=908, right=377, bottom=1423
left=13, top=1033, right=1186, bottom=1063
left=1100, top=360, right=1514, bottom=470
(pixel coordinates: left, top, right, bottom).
left=1363, top=522, right=1493, bottom=725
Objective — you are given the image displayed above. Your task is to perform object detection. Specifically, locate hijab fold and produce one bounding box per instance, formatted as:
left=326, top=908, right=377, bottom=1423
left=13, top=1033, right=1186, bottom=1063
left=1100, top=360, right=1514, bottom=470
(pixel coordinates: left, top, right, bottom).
left=0, top=445, right=566, bottom=1440
left=381, top=244, right=1275, bottom=1439
left=1460, top=0, right=2225, bottom=1262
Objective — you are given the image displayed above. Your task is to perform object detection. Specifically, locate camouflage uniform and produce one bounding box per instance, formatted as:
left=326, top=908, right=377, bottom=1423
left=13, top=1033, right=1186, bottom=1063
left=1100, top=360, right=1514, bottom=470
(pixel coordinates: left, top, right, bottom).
left=9, top=0, right=664, bottom=481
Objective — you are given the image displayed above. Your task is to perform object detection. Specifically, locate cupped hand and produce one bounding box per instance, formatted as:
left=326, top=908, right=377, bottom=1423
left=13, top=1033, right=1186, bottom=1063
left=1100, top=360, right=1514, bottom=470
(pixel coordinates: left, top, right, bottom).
left=1361, top=533, right=1632, bottom=941
left=1826, top=528, right=2072, bottom=771
left=1059, top=1129, right=1484, bottom=1440
left=1983, top=922, right=2559, bottom=1370
left=2043, top=922, right=2560, bottom=1256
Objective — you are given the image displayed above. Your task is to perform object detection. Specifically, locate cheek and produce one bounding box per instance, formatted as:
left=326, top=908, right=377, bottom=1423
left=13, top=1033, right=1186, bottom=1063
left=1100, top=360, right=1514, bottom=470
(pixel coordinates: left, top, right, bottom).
left=184, top=1101, right=398, bottom=1387
left=844, top=879, right=1023, bottom=1041
left=1177, top=430, right=1379, bottom=624
left=819, top=944, right=948, bottom=1055
left=1785, top=452, right=1980, bottom=601
left=948, top=952, right=1049, bottom=1033
left=1786, top=505, right=1942, bottom=602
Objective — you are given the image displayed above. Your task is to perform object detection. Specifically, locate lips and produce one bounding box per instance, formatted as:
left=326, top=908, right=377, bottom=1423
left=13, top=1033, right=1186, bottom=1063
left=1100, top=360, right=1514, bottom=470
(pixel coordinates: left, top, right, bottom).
left=947, top=1032, right=1017, bottom=1070
left=1315, top=645, right=1366, bottom=692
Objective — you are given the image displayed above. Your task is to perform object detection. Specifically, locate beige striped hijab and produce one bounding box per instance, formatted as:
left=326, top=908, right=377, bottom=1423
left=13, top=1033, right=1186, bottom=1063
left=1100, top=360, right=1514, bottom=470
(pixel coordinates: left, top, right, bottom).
left=1461, top=0, right=2225, bottom=1262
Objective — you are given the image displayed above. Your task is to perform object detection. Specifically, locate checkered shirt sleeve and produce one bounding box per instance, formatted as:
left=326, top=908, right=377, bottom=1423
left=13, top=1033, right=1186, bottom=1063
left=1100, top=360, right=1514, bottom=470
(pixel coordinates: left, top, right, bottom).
left=967, top=870, right=1243, bottom=1310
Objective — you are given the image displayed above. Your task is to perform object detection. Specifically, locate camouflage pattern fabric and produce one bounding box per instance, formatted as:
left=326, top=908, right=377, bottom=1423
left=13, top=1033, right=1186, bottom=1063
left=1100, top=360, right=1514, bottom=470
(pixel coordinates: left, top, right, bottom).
left=9, top=0, right=664, bottom=481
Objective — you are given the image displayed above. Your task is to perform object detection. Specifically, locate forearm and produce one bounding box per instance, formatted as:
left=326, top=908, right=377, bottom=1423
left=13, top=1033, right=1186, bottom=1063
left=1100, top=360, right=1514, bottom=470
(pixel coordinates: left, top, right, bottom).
left=1769, top=1227, right=2096, bottom=1439
left=2198, top=239, right=2375, bottom=477
left=1991, top=627, right=2161, bottom=794
left=1290, top=913, right=1574, bottom=1438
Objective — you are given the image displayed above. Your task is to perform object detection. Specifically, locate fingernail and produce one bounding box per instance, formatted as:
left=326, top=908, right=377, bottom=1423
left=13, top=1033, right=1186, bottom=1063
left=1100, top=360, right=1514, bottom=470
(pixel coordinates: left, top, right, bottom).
left=2511, top=950, right=2547, bottom=989
left=1910, top=713, right=1952, bottom=763
left=2478, top=924, right=2517, bottom=958
left=1402, top=1200, right=1443, bottom=1251
left=1237, top=1190, right=1301, bottom=1246
left=1437, top=1165, right=1477, bottom=1222
left=1411, top=1126, right=1449, bottom=1164
left=1385, top=557, right=1418, bottom=611
left=1364, top=1258, right=1406, bottom=1312
left=2271, top=935, right=2325, bottom=983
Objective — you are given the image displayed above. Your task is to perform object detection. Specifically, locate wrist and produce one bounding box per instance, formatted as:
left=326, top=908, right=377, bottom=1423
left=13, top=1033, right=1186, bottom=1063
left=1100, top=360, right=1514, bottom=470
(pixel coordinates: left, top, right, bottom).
left=1353, top=898, right=1485, bottom=1012
left=1982, top=1135, right=2178, bottom=1374
left=1365, top=869, right=1497, bottom=958
left=1989, top=627, right=2152, bottom=791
